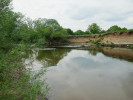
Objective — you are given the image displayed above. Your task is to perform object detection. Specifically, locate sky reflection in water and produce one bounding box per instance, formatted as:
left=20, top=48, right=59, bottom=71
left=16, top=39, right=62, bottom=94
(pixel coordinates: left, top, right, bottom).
left=25, top=48, right=133, bottom=100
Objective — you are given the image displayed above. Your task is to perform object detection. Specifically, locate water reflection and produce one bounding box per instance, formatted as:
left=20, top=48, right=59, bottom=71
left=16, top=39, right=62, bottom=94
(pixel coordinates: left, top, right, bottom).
left=101, top=48, right=133, bottom=62
left=24, top=47, right=133, bottom=100
left=24, top=48, right=71, bottom=71
left=37, top=49, right=71, bottom=67
left=88, top=50, right=98, bottom=56
left=46, top=49, right=133, bottom=100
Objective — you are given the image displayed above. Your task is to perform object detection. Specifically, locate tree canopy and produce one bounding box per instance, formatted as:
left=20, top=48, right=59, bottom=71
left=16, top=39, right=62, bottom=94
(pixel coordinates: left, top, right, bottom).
left=107, top=25, right=127, bottom=32
left=87, top=23, right=102, bottom=34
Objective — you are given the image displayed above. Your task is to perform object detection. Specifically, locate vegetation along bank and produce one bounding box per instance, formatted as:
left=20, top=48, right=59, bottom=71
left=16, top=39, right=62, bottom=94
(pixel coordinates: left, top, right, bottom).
left=0, top=0, right=133, bottom=99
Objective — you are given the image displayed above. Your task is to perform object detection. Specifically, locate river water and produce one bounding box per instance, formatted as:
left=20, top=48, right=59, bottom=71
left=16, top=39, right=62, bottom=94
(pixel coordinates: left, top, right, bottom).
left=24, top=46, right=133, bottom=100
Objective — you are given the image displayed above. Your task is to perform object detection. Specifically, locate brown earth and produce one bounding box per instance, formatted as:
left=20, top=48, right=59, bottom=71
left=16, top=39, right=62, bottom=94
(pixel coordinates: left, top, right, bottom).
left=68, top=31, right=133, bottom=44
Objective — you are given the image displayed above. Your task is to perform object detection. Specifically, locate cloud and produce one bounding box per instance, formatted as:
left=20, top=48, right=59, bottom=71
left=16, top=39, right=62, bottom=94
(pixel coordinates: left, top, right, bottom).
left=12, top=0, right=133, bottom=31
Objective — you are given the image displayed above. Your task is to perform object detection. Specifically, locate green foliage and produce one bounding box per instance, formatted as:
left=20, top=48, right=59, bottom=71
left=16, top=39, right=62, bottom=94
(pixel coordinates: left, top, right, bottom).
left=87, top=23, right=102, bottom=34
left=100, top=42, right=105, bottom=46
left=0, top=0, right=49, bottom=99
left=107, top=25, right=127, bottom=33
left=51, top=27, right=68, bottom=41
left=0, top=45, right=49, bottom=100
left=86, top=41, right=90, bottom=43
left=131, top=44, right=133, bottom=49
left=110, top=42, right=115, bottom=46
left=74, top=30, right=85, bottom=35
left=66, top=28, right=74, bottom=35
left=88, top=37, right=104, bottom=44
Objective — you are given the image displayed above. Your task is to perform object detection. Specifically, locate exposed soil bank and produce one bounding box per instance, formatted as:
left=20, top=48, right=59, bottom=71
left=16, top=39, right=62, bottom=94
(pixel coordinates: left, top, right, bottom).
left=68, top=31, right=133, bottom=44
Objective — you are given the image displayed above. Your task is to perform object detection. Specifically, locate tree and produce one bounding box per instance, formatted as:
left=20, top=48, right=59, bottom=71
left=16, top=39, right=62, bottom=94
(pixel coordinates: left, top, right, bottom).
left=0, top=0, right=18, bottom=49
left=33, top=18, right=47, bottom=29
left=121, top=27, right=127, bottom=31
left=0, top=0, right=12, bottom=12
left=107, top=25, right=122, bottom=32
left=107, top=25, right=127, bottom=32
left=50, top=27, right=68, bottom=42
left=87, top=23, right=102, bottom=34
left=74, top=30, right=84, bottom=35
left=66, top=28, right=74, bottom=35
left=45, top=19, right=59, bottom=27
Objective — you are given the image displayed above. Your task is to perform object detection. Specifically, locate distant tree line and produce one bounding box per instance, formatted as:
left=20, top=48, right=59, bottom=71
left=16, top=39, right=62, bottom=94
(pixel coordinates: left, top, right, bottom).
left=67, top=23, right=132, bottom=36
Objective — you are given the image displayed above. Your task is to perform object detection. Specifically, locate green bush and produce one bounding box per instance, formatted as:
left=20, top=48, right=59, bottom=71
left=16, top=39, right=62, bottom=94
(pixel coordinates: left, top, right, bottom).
left=0, top=45, right=49, bottom=100
left=88, top=37, right=104, bottom=44
left=110, top=42, right=115, bottom=46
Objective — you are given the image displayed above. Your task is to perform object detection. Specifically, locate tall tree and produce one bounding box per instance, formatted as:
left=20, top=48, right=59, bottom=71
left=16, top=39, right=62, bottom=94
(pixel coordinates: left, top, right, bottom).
left=87, top=23, right=102, bottom=34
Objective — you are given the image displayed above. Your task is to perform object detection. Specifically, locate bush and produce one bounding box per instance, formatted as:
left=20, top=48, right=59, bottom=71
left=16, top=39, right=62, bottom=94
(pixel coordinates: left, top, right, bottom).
left=0, top=44, right=49, bottom=100
left=110, top=42, right=115, bottom=46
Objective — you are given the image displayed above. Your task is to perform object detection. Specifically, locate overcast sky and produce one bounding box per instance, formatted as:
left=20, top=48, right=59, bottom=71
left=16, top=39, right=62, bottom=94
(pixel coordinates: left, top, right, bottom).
left=12, top=0, right=133, bottom=31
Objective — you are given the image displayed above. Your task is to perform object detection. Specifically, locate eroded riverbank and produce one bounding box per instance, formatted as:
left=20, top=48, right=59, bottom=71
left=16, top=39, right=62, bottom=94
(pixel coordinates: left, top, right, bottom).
left=68, top=31, right=133, bottom=45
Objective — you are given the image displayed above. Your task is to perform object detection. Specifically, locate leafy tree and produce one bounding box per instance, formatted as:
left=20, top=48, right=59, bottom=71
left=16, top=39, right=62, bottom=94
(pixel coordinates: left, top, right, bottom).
left=50, top=27, right=68, bottom=42
left=84, top=31, right=90, bottom=35
left=45, top=19, right=59, bottom=27
left=87, top=23, right=102, bottom=34
left=33, top=18, right=47, bottom=30
left=100, top=30, right=106, bottom=34
left=107, top=25, right=122, bottom=32
left=74, top=30, right=85, bottom=35
left=66, top=28, right=74, bottom=35
left=107, top=25, right=127, bottom=33
left=121, top=27, right=127, bottom=31
left=0, top=0, right=16, bottom=49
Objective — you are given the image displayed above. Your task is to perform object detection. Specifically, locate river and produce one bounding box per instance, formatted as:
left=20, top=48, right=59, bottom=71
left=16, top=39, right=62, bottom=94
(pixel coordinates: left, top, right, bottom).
left=24, top=46, right=133, bottom=100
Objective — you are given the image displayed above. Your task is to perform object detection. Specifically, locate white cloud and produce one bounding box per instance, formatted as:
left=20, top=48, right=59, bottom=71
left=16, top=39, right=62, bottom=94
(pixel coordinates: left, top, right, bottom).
left=12, top=0, right=133, bottom=31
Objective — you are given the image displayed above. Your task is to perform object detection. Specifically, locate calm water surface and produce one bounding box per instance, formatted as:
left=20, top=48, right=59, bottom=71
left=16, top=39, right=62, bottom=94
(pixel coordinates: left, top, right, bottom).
left=24, top=47, right=133, bottom=100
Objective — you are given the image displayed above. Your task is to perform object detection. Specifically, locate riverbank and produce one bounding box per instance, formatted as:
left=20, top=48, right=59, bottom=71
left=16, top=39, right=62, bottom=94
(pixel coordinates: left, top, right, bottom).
left=68, top=31, right=133, bottom=45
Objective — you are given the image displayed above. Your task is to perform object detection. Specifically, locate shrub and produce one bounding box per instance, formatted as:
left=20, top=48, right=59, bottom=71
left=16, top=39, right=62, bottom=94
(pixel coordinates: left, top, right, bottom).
left=0, top=44, right=49, bottom=100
